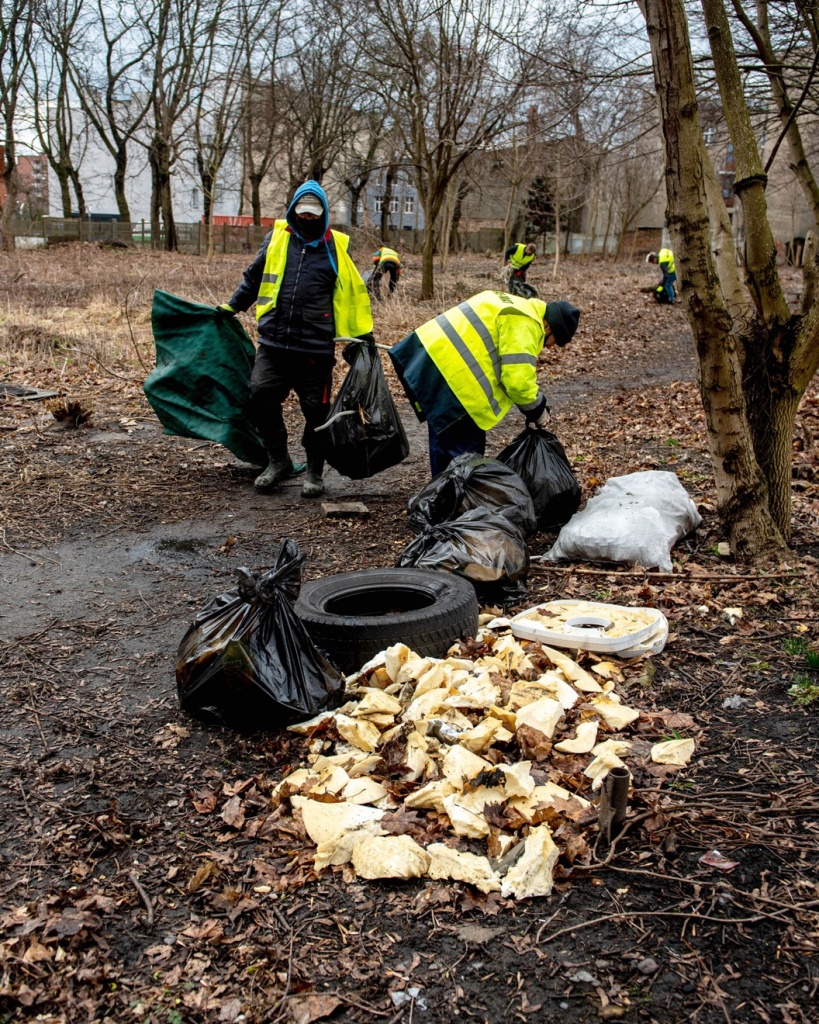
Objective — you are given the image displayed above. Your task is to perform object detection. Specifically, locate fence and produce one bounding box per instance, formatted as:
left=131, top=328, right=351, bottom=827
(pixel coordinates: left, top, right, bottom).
left=9, top=217, right=630, bottom=259
left=9, top=217, right=512, bottom=256
left=9, top=218, right=272, bottom=254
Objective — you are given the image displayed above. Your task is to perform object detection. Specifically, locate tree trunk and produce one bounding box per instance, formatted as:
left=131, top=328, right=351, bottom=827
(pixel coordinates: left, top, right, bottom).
left=348, top=178, right=367, bottom=227
left=642, top=0, right=786, bottom=559
left=57, top=168, right=72, bottom=218
left=744, top=355, right=800, bottom=540
left=553, top=192, right=561, bottom=279
left=152, top=137, right=177, bottom=252
left=381, top=163, right=395, bottom=239
left=69, top=170, right=87, bottom=222
left=149, top=137, right=162, bottom=248
left=249, top=174, right=263, bottom=225
left=113, top=148, right=131, bottom=222
left=421, top=207, right=437, bottom=300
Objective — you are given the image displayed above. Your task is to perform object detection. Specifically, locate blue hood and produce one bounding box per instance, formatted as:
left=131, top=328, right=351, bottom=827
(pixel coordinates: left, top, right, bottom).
left=286, top=180, right=330, bottom=243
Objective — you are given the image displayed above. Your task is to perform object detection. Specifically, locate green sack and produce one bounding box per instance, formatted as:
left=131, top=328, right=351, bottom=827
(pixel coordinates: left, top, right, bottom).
left=144, top=290, right=267, bottom=467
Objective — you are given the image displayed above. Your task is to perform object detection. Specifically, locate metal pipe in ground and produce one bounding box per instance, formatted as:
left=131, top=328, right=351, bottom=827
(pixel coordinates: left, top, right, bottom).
left=599, top=766, right=631, bottom=844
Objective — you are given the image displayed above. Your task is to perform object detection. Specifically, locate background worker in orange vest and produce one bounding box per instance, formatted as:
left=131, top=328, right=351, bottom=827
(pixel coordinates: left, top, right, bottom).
left=371, top=245, right=401, bottom=299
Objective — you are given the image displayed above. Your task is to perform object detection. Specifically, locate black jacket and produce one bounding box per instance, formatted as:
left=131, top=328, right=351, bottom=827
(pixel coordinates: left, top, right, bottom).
left=227, top=230, right=342, bottom=356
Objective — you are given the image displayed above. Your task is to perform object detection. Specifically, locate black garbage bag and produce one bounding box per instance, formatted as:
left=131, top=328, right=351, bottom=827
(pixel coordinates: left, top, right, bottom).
left=397, top=507, right=529, bottom=607
left=509, top=278, right=538, bottom=300
left=176, top=540, right=344, bottom=731
left=497, top=426, right=581, bottom=531
left=321, top=340, right=409, bottom=479
left=408, top=453, right=537, bottom=538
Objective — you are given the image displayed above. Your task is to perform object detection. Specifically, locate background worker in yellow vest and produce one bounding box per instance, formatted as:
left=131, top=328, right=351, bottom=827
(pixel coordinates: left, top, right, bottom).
left=504, top=241, right=537, bottom=293
left=371, top=245, right=401, bottom=298
left=647, top=248, right=677, bottom=304
left=389, top=290, right=581, bottom=476
left=216, top=181, right=374, bottom=497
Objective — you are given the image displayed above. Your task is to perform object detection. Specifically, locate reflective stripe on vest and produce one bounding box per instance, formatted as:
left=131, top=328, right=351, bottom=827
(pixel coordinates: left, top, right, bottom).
left=378, top=246, right=400, bottom=265
left=415, top=290, right=544, bottom=430
left=509, top=243, right=534, bottom=270
left=433, top=307, right=502, bottom=417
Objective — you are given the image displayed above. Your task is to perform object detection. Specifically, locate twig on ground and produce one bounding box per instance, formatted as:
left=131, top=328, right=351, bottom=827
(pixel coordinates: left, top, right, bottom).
left=17, top=778, right=32, bottom=818
left=538, top=906, right=780, bottom=944
left=123, top=279, right=150, bottom=373
left=127, top=871, right=155, bottom=927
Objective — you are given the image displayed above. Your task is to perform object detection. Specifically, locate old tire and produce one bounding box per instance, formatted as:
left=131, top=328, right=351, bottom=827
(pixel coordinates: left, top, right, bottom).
left=295, top=567, right=479, bottom=675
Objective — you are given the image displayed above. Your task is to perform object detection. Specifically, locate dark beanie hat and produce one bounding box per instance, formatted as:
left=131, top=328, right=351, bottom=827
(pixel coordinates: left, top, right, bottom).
left=545, top=301, right=581, bottom=347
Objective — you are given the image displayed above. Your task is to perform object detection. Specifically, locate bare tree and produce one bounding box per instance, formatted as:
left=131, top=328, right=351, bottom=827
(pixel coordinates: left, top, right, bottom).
left=140, top=0, right=212, bottom=250
left=338, top=106, right=388, bottom=228
left=187, top=13, right=251, bottom=256
left=70, top=0, right=154, bottom=222
left=366, top=0, right=546, bottom=298
left=0, top=0, right=37, bottom=248
left=641, top=0, right=819, bottom=557
left=25, top=0, right=89, bottom=218
left=277, top=0, right=371, bottom=194
left=728, top=0, right=819, bottom=235
left=236, top=0, right=291, bottom=224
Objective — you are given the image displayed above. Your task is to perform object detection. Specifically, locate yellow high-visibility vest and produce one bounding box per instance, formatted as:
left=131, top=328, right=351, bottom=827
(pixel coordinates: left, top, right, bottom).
left=374, top=246, right=400, bottom=266
left=508, top=243, right=535, bottom=270
left=415, top=290, right=547, bottom=430
left=256, top=221, right=373, bottom=337
left=658, top=247, right=675, bottom=273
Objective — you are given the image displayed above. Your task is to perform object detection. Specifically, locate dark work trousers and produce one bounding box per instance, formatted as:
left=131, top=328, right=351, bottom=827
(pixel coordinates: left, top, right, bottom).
left=248, top=346, right=334, bottom=463
left=428, top=416, right=486, bottom=477
left=373, top=261, right=399, bottom=299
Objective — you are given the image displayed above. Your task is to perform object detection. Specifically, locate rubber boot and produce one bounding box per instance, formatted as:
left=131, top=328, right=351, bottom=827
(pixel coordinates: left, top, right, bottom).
left=300, top=458, right=325, bottom=498
left=254, top=455, right=294, bottom=492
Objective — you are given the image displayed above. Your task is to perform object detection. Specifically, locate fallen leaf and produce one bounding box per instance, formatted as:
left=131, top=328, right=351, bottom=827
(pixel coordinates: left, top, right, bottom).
left=191, top=788, right=219, bottom=813
left=698, top=849, right=739, bottom=872
left=289, top=994, right=342, bottom=1024
left=220, top=795, right=246, bottom=830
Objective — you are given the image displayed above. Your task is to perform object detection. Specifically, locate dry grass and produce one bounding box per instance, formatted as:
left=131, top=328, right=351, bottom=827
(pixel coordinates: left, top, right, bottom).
left=0, top=239, right=807, bottom=390
left=0, top=241, right=622, bottom=378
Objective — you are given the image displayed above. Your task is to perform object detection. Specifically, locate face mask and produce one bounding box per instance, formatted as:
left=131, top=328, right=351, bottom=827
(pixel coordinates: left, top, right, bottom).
left=296, top=215, right=324, bottom=240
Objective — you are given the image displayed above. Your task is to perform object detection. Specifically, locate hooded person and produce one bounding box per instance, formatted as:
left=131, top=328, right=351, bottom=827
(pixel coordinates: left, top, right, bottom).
left=389, top=289, right=581, bottom=476
left=216, top=181, right=374, bottom=497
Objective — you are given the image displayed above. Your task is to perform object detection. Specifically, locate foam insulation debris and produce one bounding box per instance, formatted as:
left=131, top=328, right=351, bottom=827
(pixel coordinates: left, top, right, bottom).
left=269, top=632, right=695, bottom=899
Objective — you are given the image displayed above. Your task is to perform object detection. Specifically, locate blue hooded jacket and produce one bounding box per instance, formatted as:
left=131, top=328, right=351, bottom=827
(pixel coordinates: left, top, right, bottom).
left=226, top=180, right=357, bottom=355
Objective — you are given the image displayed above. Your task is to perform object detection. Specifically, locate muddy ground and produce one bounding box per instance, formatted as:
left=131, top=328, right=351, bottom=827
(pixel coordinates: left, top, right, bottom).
left=0, top=248, right=817, bottom=1023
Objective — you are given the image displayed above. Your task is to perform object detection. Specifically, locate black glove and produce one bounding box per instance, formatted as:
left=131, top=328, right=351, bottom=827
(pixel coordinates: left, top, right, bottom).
left=527, top=407, right=551, bottom=428
left=519, top=392, right=550, bottom=428
left=214, top=303, right=236, bottom=318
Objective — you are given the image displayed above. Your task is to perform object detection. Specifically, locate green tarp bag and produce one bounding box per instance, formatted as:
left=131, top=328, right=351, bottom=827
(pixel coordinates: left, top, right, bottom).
left=144, top=290, right=266, bottom=467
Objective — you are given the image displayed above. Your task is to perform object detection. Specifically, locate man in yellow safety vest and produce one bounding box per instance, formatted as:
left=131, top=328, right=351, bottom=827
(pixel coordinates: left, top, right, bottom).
left=389, top=289, right=580, bottom=476
left=371, top=245, right=401, bottom=298
left=216, top=181, right=373, bottom=497
left=505, top=241, right=537, bottom=295
left=647, top=248, right=677, bottom=304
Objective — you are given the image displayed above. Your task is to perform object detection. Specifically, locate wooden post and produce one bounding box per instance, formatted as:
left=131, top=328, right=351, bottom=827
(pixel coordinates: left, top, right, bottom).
left=222, top=222, right=227, bottom=254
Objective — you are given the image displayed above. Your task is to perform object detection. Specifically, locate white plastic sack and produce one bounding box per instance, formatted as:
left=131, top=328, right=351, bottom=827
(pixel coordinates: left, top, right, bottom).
left=544, top=471, right=702, bottom=572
